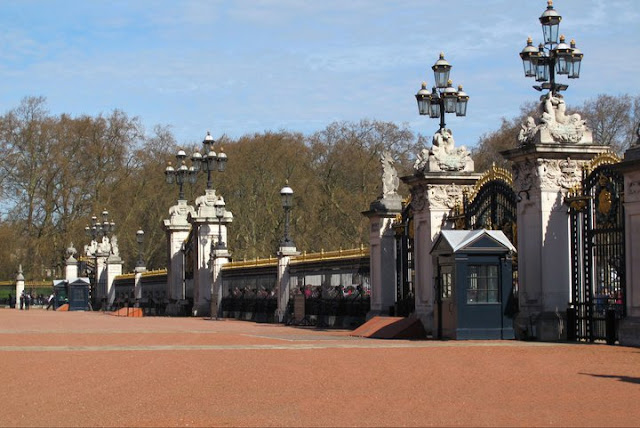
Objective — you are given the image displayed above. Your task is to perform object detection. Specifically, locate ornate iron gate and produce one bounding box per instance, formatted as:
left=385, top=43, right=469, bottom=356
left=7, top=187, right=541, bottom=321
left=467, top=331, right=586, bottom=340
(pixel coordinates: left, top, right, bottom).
left=567, top=153, right=625, bottom=344
left=459, top=165, right=518, bottom=247
left=393, top=199, right=415, bottom=316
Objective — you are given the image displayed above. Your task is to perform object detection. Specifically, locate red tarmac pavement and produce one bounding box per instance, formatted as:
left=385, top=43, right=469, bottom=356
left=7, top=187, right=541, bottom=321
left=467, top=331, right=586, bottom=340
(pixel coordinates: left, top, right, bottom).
left=1, top=309, right=639, bottom=427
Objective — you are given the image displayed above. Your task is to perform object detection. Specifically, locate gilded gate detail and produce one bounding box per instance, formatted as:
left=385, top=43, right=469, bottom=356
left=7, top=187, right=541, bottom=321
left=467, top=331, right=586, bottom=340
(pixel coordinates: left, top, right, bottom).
left=566, top=152, right=625, bottom=344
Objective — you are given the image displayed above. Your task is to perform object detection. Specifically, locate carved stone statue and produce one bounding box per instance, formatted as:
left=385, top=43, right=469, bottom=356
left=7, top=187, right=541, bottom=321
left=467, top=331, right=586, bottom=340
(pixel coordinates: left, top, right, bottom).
left=84, top=240, right=98, bottom=257
left=380, top=151, right=399, bottom=197
left=519, top=92, right=591, bottom=145
left=414, top=128, right=474, bottom=173
left=110, top=235, right=119, bottom=257
left=98, top=236, right=111, bottom=255
left=65, top=243, right=77, bottom=262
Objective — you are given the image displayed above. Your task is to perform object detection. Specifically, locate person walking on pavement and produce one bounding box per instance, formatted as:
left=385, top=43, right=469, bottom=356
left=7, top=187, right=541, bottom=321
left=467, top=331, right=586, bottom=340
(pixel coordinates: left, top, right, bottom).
left=46, top=293, right=55, bottom=310
left=19, top=291, right=24, bottom=310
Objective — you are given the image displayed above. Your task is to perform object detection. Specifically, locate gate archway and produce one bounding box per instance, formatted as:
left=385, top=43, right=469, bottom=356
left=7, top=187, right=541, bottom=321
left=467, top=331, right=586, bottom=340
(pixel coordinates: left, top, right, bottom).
left=567, top=152, right=625, bottom=344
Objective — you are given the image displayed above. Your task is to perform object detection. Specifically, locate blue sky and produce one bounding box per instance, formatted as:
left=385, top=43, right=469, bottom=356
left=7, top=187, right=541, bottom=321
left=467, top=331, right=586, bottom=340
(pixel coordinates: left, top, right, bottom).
left=1, top=0, right=639, bottom=149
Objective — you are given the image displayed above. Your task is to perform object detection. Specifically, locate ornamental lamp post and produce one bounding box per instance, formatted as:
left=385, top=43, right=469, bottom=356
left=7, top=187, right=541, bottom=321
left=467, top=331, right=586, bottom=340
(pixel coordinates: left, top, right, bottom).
left=214, top=197, right=226, bottom=250
left=165, top=149, right=198, bottom=200
left=136, top=229, right=145, bottom=268
left=84, top=210, right=116, bottom=309
left=519, top=0, right=583, bottom=95
left=280, top=182, right=294, bottom=248
left=415, top=52, right=469, bottom=132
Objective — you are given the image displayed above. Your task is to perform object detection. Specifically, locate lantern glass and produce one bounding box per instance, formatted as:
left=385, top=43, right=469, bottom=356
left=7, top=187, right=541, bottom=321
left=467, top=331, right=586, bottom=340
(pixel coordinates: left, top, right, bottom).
left=432, top=53, right=452, bottom=88
left=556, top=55, right=570, bottom=75
left=191, top=152, right=202, bottom=172
left=444, top=96, right=457, bottom=114
left=429, top=100, right=441, bottom=119
left=569, top=57, right=581, bottom=79
left=433, top=68, right=450, bottom=89
left=456, top=87, right=469, bottom=117
left=205, top=150, right=216, bottom=172
left=280, top=186, right=293, bottom=209
left=188, top=166, right=197, bottom=184
left=535, top=58, right=549, bottom=82
left=520, top=38, right=538, bottom=78
left=522, top=56, right=534, bottom=77
left=541, top=21, right=560, bottom=45
left=569, top=46, right=582, bottom=79
left=415, top=82, right=431, bottom=115
left=214, top=199, right=225, bottom=219
left=416, top=96, right=430, bottom=115
left=165, top=165, right=175, bottom=184
left=217, top=151, right=227, bottom=172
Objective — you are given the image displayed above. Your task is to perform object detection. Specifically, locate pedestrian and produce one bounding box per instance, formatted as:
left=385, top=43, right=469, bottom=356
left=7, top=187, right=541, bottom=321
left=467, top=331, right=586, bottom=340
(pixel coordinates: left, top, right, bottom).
left=25, top=292, right=31, bottom=310
left=19, top=291, right=24, bottom=310
left=46, top=293, right=55, bottom=310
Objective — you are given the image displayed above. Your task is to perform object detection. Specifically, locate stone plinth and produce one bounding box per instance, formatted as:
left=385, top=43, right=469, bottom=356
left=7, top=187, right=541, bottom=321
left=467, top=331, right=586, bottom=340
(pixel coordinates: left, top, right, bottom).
left=402, top=172, right=480, bottom=334
left=276, top=246, right=299, bottom=322
left=502, top=143, right=609, bottom=341
left=163, top=200, right=195, bottom=301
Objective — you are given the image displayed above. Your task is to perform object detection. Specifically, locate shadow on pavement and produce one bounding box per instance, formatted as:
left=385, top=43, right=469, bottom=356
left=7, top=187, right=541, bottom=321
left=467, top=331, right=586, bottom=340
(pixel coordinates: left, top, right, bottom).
left=580, top=373, right=640, bottom=385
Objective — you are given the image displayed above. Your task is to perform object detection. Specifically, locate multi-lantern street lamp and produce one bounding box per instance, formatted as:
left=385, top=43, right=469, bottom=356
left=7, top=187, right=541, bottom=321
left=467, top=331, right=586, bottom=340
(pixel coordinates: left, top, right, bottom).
left=164, top=131, right=228, bottom=199
left=85, top=210, right=116, bottom=241
left=164, top=150, right=197, bottom=200
left=519, top=0, right=583, bottom=94
left=415, top=53, right=469, bottom=132
left=194, top=131, right=228, bottom=190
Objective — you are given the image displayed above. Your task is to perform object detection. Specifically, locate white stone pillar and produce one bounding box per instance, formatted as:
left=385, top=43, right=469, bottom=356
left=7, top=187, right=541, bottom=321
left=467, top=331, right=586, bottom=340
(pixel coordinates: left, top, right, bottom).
left=163, top=200, right=195, bottom=301
left=15, top=265, right=24, bottom=310
left=210, top=248, right=230, bottom=318
left=363, top=198, right=401, bottom=318
left=95, top=253, right=109, bottom=305
left=617, top=144, right=640, bottom=345
left=134, top=266, right=146, bottom=301
left=106, top=255, right=123, bottom=306
left=405, top=177, right=478, bottom=334
left=276, top=246, right=299, bottom=322
left=65, top=257, right=78, bottom=281
left=502, top=144, right=608, bottom=340
left=64, top=243, right=79, bottom=281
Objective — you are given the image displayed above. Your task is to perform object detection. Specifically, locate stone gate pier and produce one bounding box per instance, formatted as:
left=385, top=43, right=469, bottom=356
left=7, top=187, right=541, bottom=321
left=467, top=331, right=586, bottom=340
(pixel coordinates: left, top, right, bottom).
left=502, top=93, right=608, bottom=341
left=402, top=129, right=479, bottom=334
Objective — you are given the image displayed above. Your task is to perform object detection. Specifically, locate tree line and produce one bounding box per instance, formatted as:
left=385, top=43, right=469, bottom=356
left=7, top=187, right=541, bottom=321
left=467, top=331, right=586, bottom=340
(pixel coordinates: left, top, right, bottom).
left=0, top=93, right=637, bottom=280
